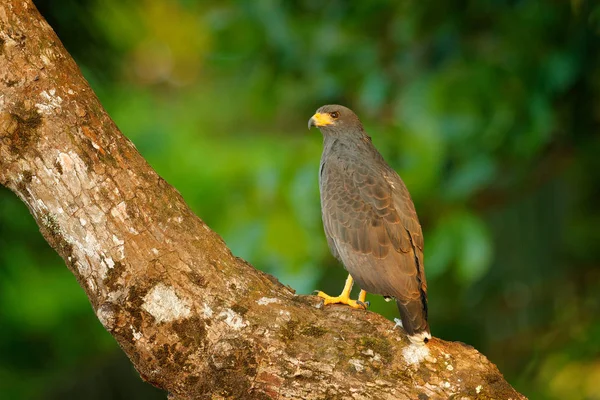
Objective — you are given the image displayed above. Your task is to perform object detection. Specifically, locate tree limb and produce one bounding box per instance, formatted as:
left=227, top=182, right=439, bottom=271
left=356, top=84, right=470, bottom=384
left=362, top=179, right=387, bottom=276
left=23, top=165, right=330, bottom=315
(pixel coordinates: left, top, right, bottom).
left=0, top=2, right=526, bottom=399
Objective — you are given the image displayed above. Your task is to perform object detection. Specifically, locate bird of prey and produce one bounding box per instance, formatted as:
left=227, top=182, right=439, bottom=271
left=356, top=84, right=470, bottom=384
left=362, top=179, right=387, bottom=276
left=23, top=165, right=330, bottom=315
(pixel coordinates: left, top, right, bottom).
left=308, top=104, right=430, bottom=343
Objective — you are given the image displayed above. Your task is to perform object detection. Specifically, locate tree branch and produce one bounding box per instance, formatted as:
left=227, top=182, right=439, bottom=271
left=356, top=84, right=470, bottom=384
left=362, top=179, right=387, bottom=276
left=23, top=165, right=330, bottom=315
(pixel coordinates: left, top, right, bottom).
left=0, top=2, right=525, bottom=399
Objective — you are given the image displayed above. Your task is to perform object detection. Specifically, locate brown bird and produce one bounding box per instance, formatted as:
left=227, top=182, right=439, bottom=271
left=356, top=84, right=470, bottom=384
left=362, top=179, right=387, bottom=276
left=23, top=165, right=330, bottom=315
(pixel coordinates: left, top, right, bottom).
left=309, top=104, right=430, bottom=343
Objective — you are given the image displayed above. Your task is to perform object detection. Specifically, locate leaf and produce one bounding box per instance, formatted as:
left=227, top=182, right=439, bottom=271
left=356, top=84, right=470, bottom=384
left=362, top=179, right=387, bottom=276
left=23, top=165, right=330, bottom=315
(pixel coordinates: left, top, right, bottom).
left=454, top=211, right=493, bottom=284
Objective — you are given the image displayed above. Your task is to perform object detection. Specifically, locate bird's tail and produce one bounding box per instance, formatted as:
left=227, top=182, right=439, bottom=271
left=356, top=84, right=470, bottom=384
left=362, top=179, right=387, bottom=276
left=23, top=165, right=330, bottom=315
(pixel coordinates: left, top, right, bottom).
left=396, top=299, right=431, bottom=344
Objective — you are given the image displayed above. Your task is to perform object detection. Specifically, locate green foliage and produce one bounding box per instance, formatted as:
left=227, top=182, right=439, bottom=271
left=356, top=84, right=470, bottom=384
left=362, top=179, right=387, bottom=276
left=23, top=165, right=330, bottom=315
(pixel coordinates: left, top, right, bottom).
left=1, top=0, right=599, bottom=398
left=427, top=210, right=493, bottom=284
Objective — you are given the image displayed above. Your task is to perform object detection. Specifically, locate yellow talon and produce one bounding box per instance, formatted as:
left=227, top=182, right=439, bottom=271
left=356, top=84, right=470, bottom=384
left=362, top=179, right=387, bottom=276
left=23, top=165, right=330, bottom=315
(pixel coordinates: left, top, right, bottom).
left=316, top=275, right=368, bottom=309
left=316, top=291, right=367, bottom=309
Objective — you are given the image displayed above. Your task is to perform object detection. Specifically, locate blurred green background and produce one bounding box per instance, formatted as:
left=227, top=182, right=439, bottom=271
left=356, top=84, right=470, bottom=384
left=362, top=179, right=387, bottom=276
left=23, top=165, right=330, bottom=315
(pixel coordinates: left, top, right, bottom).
left=1, top=0, right=599, bottom=398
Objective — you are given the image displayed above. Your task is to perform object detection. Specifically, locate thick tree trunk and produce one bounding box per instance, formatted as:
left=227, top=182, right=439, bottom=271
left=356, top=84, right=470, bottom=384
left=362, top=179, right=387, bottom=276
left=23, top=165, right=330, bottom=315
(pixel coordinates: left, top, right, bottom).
left=0, top=1, right=526, bottom=399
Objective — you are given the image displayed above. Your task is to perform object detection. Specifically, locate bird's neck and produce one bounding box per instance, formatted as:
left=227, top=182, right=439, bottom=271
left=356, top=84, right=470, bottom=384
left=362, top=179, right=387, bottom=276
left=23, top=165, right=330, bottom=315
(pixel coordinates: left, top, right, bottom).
left=322, top=132, right=374, bottom=157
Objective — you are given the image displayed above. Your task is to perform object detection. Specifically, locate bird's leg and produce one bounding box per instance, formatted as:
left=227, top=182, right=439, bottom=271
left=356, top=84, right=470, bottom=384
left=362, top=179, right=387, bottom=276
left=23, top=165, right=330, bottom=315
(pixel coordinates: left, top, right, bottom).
left=315, top=275, right=368, bottom=309
left=357, top=289, right=369, bottom=308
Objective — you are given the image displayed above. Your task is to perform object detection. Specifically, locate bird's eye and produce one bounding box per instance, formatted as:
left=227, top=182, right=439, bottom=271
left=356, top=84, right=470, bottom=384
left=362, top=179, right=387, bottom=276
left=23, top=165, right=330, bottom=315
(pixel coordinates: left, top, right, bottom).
left=330, top=111, right=339, bottom=119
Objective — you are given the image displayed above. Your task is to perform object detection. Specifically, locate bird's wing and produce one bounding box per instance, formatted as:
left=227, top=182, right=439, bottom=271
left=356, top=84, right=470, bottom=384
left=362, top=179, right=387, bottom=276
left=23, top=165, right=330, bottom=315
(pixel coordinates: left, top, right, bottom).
left=322, top=160, right=426, bottom=300
left=384, top=167, right=427, bottom=294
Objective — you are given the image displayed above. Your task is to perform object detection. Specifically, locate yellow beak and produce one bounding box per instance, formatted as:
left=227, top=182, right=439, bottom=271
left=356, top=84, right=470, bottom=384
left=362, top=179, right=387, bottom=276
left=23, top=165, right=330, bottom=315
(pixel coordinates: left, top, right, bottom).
left=308, top=112, right=334, bottom=129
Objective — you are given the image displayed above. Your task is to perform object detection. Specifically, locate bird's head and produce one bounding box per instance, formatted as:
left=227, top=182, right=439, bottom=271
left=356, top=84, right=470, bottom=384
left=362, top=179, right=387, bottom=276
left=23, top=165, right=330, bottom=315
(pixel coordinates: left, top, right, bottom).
left=308, top=104, right=364, bottom=135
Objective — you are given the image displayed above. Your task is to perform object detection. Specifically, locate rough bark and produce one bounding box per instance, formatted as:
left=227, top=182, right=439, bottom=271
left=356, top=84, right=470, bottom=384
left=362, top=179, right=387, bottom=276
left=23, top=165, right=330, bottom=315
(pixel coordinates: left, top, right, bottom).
left=0, top=2, right=526, bottom=399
